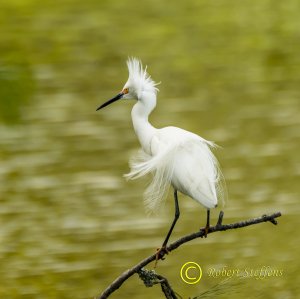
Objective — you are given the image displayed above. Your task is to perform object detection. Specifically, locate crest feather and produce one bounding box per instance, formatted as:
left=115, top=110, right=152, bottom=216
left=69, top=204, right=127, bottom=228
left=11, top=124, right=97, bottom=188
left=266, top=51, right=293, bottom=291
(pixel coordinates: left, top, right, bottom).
left=127, top=57, right=159, bottom=95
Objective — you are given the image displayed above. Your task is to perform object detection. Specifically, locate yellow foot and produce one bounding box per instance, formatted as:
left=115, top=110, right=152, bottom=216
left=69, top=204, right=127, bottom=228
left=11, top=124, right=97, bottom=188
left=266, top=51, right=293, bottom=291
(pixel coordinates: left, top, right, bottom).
left=154, top=246, right=169, bottom=268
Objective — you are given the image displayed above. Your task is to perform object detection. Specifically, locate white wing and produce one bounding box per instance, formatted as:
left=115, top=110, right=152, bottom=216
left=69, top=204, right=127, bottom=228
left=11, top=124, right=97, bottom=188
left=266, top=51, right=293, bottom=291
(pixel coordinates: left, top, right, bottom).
left=170, top=138, right=225, bottom=208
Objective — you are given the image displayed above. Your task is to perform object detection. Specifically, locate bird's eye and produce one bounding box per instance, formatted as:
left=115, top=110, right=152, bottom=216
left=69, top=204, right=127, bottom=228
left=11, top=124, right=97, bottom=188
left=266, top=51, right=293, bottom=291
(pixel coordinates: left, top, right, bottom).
left=123, top=88, right=129, bottom=94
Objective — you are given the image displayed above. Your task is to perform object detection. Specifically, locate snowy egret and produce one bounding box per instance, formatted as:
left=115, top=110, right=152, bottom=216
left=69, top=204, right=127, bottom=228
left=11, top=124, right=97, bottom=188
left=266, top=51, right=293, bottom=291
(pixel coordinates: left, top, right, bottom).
left=97, top=58, right=225, bottom=259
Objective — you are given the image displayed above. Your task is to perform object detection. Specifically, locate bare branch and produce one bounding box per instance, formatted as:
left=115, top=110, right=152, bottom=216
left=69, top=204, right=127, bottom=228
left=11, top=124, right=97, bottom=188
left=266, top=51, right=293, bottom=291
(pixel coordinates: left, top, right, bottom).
left=156, top=273, right=179, bottom=299
left=97, top=211, right=281, bottom=299
left=138, top=268, right=179, bottom=299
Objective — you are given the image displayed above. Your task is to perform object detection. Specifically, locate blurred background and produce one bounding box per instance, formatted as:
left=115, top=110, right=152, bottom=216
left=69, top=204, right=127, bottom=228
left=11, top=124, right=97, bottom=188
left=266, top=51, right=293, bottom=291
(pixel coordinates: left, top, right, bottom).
left=0, top=0, right=299, bottom=298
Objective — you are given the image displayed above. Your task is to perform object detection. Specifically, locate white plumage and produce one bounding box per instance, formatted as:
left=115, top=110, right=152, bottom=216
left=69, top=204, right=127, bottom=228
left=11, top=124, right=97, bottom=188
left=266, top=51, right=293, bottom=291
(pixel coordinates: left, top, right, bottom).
left=97, top=57, right=226, bottom=251
left=125, top=128, right=224, bottom=213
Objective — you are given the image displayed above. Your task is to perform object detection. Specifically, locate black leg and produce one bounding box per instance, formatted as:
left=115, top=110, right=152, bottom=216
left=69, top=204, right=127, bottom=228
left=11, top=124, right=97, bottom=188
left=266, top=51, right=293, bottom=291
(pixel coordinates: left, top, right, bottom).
left=161, top=189, right=180, bottom=248
left=155, top=190, right=180, bottom=266
left=204, top=209, right=210, bottom=237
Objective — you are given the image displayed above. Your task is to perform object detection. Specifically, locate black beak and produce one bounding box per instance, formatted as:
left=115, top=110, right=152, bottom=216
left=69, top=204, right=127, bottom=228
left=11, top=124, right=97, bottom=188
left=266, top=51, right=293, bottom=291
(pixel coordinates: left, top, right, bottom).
left=96, top=92, right=124, bottom=111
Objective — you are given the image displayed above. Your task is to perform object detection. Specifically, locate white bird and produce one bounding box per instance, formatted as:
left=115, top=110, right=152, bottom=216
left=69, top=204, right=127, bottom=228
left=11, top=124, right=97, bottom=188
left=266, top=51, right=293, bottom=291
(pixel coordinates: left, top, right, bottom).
left=97, top=58, right=225, bottom=259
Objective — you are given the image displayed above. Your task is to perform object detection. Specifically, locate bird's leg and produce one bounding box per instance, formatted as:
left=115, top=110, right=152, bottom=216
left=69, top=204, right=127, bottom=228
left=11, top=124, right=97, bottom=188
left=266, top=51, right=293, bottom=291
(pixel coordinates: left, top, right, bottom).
left=155, top=189, right=180, bottom=266
left=161, top=190, right=180, bottom=248
left=204, top=209, right=210, bottom=238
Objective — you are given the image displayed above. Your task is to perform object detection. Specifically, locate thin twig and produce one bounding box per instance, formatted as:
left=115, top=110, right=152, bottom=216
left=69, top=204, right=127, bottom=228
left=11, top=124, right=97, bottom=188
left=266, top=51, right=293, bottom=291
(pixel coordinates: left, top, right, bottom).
left=98, top=211, right=281, bottom=299
left=216, top=211, right=224, bottom=227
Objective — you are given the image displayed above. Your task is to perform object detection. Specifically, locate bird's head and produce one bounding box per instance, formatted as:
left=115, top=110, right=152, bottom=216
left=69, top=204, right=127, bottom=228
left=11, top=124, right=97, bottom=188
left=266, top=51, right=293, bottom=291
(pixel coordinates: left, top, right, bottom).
left=97, top=57, right=159, bottom=110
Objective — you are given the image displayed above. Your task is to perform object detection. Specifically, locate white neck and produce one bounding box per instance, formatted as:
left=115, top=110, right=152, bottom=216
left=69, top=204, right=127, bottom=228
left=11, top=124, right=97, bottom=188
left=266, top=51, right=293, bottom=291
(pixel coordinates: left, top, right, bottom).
left=131, top=91, right=157, bottom=155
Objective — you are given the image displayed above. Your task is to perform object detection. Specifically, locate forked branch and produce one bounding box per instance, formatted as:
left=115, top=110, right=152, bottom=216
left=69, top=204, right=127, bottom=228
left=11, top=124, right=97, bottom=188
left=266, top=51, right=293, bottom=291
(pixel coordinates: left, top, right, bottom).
left=98, top=211, right=281, bottom=299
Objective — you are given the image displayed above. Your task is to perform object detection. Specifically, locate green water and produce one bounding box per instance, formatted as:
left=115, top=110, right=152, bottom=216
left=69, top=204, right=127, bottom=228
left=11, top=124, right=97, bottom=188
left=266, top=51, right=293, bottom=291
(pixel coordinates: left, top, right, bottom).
left=0, top=0, right=299, bottom=298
